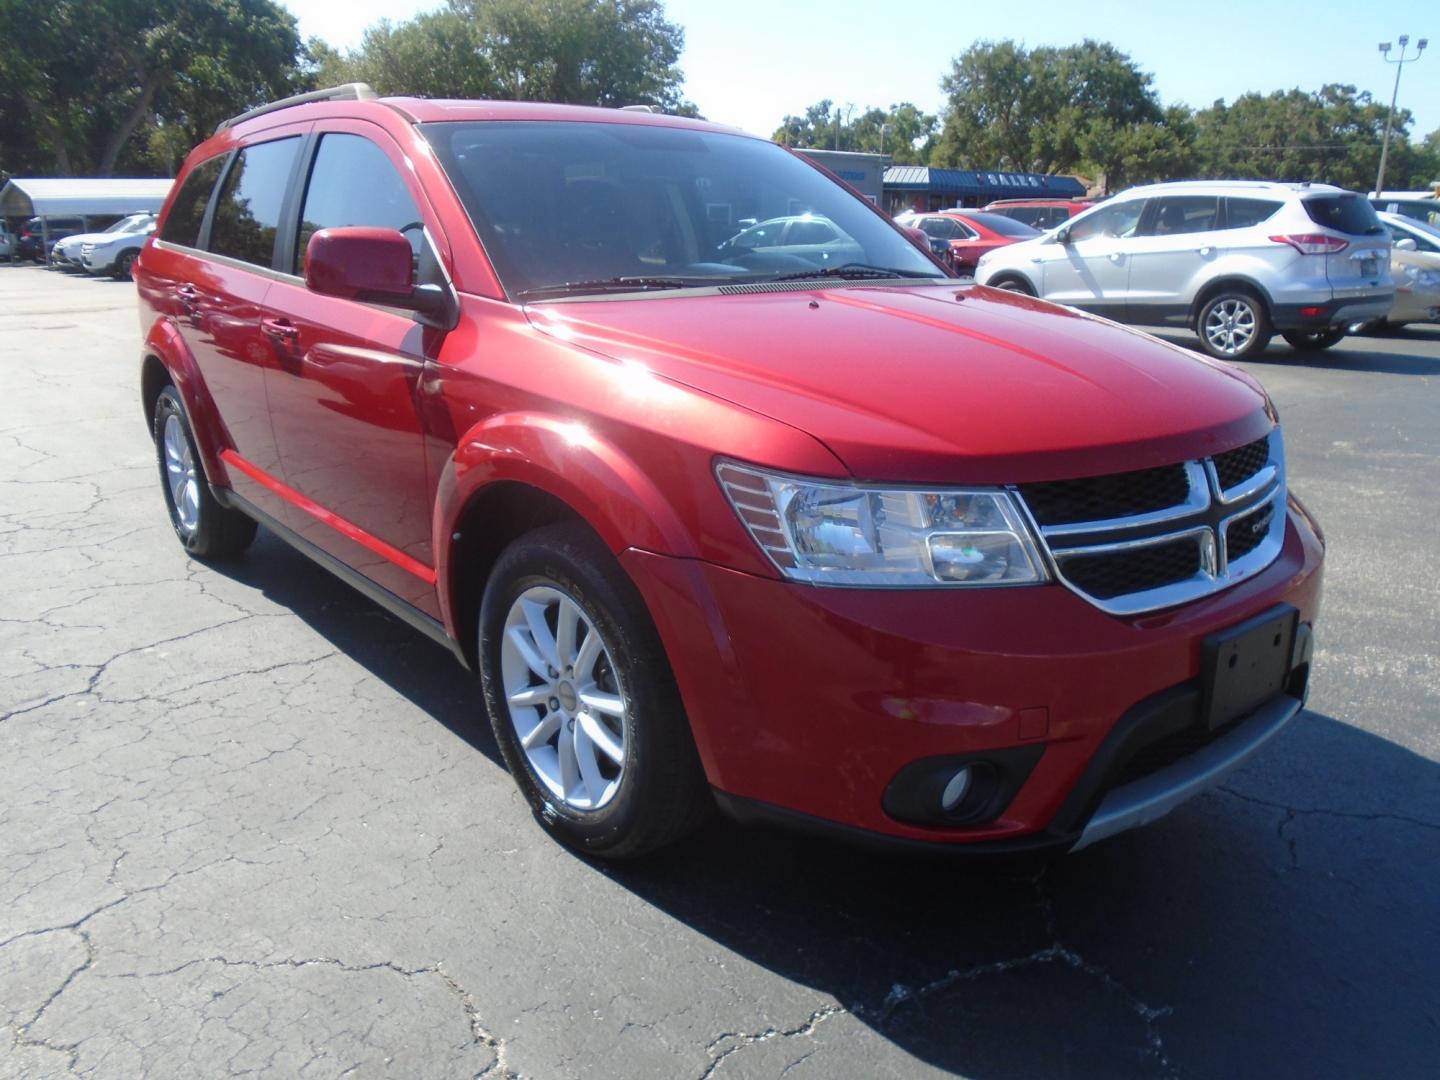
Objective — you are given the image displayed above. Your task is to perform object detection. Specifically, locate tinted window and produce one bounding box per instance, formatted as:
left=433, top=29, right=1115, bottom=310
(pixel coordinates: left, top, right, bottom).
left=1146, top=196, right=1220, bottom=236
left=1225, top=198, right=1282, bottom=229
left=161, top=156, right=226, bottom=247
left=919, top=217, right=955, bottom=239
left=1388, top=223, right=1440, bottom=253
left=423, top=121, right=940, bottom=297
left=1303, top=194, right=1384, bottom=236
left=964, top=211, right=1041, bottom=237
left=208, top=137, right=300, bottom=267
left=1067, top=200, right=1143, bottom=242
left=788, top=219, right=838, bottom=245
left=295, top=133, right=426, bottom=275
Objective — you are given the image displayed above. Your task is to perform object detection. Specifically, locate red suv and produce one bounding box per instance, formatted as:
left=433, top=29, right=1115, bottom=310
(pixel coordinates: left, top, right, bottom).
left=136, top=86, right=1324, bottom=859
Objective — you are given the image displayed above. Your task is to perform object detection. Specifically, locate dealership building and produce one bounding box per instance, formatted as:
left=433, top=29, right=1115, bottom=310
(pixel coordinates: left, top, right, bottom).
left=882, top=166, right=1087, bottom=214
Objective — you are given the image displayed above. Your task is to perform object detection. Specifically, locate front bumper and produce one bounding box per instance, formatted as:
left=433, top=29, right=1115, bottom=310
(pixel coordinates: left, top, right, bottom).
left=622, top=499, right=1323, bottom=852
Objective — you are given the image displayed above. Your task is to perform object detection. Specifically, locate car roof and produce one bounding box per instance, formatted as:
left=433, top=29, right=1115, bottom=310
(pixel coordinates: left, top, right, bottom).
left=1112, top=180, right=1350, bottom=199
left=226, top=93, right=751, bottom=142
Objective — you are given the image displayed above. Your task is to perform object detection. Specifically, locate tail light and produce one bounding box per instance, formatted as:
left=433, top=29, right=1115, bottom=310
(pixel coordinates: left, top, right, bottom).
left=1269, top=234, right=1349, bottom=255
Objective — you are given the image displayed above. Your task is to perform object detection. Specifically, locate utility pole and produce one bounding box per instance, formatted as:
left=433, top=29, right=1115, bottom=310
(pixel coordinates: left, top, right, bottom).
left=1375, top=35, right=1427, bottom=195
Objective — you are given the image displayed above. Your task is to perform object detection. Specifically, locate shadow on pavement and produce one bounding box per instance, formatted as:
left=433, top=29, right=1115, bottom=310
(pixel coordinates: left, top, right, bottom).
left=209, top=529, right=1440, bottom=1079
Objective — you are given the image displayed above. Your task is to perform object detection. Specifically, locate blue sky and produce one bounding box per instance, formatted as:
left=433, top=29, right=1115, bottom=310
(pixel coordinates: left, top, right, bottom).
left=283, top=0, right=1438, bottom=141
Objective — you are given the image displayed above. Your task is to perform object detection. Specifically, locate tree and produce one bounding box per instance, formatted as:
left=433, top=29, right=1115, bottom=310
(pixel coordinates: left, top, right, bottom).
left=0, top=0, right=306, bottom=177
left=1191, top=84, right=1427, bottom=191
left=321, top=0, right=691, bottom=111
left=772, top=101, right=936, bottom=163
left=932, top=39, right=1162, bottom=176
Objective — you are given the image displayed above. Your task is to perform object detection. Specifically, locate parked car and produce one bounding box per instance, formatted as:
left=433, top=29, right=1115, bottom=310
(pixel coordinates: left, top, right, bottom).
left=715, top=214, right=864, bottom=268
left=137, top=87, right=1323, bottom=859
left=51, top=216, right=149, bottom=270
left=983, top=198, right=1096, bottom=230
left=1352, top=211, right=1440, bottom=331
left=0, top=221, right=16, bottom=260
left=976, top=181, right=1394, bottom=359
left=79, top=213, right=156, bottom=278
left=1369, top=194, right=1439, bottom=228
left=895, top=210, right=1041, bottom=272
left=16, top=216, right=88, bottom=262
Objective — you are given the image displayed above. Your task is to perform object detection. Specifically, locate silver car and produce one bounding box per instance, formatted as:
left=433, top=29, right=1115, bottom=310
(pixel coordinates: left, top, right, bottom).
left=975, top=181, right=1394, bottom=358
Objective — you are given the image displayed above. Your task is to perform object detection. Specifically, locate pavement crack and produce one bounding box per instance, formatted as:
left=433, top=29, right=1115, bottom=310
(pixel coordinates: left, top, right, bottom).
left=698, top=1003, right=844, bottom=1080
left=1218, top=785, right=1440, bottom=834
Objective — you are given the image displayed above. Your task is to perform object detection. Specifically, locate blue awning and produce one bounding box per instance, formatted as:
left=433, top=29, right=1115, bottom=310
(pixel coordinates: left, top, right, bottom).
left=883, top=166, right=1085, bottom=200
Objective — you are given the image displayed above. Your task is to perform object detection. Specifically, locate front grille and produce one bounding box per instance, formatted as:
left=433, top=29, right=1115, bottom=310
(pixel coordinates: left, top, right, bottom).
left=1060, top=536, right=1200, bottom=600
left=1225, top=503, right=1274, bottom=563
left=1016, top=432, right=1285, bottom=615
left=1021, top=464, right=1190, bottom=526
left=1213, top=437, right=1269, bottom=491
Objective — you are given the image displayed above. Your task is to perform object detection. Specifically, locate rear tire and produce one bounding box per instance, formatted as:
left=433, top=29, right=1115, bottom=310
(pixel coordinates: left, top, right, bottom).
left=1195, top=289, right=1272, bottom=360
left=1281, top=328, right=1345, bottom=352
left=152, top=386, right=256, bottom=559
left=479, top=522, right=711, bottom=858
left=990, top=275, right=1036, bottom=297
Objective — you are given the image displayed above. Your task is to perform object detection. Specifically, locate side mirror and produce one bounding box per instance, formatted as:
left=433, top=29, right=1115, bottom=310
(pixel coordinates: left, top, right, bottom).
left=1394, top=237, right=1417, bottom=252
left=305, top=227, right=453, bottom=327
left=1052, top=226, right=1072, bottom=245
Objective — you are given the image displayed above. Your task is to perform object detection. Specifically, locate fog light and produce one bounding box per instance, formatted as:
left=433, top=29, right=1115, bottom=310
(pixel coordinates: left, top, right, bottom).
left=940, top=767, right=972, bottom=812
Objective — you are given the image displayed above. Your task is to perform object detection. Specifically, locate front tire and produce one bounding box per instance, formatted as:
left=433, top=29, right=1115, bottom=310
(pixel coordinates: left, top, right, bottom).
left=1195, top=290, right=1272, bottom=360
left=152, top=385, right=256, bottom=558
left=989, top=275, right=1036, bottom=296
left=113, top=251, right=137, bottom=280
left=1281, top=328, right=1345, bottom=352
left=479, top=522, right=710, bottom=858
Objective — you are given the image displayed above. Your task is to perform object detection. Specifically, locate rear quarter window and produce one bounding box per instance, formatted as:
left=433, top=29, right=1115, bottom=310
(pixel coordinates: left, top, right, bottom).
left=160, top=156, right=227, bottom=247
left=1303, top=195, right=1384, bottom=237
left=1224, top=198, right=1282, bottom=229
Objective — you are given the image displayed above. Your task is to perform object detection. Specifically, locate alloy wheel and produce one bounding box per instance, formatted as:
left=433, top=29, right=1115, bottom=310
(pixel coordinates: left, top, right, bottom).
left=163, top=413, right=200, bottom=535
left=500, top=585, right=628, bottom=811
left=1203, top=298, right=1257, bottom=356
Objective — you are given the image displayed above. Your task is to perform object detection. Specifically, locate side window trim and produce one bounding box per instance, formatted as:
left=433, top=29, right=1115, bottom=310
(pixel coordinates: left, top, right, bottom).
left=276, top=130, right=321, bottom=278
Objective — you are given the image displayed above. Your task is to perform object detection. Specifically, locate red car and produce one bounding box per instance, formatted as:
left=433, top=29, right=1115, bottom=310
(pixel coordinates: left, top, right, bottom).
left=897, top=210, right=1041, bottom=272
left=984, top=198, right=1098, bottom=231
left=136, top=87, right=1323, bottom=859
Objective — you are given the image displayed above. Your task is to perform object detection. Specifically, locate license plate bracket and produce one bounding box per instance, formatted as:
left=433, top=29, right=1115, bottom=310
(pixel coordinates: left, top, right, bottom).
left=1200, top=605, right=1298, bottom=731
left=1360, top=257, right=1378, bottom=277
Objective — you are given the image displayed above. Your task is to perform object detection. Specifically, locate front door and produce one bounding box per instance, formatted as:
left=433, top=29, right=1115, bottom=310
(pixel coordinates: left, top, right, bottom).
left=1038, top=199, right=1145, bottom=319
left=1124, top=195, right=1223, bottom=326
left=262, top=125, right=446, bottom=616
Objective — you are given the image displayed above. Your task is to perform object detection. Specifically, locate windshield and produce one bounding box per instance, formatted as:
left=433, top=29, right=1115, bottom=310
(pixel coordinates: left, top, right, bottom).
left=104, top=214, right=153, bottom=235
left=422, top=121, right=944, bottom=299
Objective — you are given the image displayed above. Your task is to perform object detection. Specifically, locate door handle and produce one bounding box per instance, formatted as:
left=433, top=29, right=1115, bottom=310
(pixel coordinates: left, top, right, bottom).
left=1108, top=252, right=1124, bottom=263
left=261, top=317, right=299, bottom=342
left=1197, top=246, right=1215, bottom=256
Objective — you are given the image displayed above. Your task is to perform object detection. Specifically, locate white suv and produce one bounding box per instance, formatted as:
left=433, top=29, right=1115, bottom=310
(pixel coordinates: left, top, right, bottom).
left=975, top=181, right=1394, bottom=358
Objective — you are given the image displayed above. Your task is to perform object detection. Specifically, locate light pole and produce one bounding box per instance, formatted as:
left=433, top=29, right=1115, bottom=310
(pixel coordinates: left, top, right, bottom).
left=1375, top=35, right=1427, bottom=195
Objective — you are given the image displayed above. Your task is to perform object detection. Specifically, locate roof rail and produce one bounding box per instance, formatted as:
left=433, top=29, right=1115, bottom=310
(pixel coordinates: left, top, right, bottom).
left=619, top=104, right=662, bottom=113
left=215, top=84, right=378, bottom=135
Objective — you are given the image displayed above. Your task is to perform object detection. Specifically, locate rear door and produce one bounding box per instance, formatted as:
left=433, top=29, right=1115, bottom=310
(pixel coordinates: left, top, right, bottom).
left=260, top=123, right=446, bottom=616
left=150, top=133, right=308, bottom=523
left=1124, top=195, right=1223, bottom=325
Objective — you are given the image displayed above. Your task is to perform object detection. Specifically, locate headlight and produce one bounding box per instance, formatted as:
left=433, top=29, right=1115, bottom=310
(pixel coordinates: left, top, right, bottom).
left=716, top=461, right=1048, bottom=587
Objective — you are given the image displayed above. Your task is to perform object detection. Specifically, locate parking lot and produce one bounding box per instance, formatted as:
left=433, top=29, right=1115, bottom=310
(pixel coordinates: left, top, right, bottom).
left=2, top=263, right=1437, bottom=1079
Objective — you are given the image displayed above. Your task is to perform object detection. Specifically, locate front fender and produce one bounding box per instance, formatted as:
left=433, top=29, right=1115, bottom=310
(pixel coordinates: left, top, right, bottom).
left=143, top=319, right=232, bottom=487
left=433, top=411, right=700, bottom=630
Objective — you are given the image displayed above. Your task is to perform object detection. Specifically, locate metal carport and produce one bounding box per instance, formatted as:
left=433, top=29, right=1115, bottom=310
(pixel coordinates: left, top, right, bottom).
left=1, top=178, right=172, bottom=261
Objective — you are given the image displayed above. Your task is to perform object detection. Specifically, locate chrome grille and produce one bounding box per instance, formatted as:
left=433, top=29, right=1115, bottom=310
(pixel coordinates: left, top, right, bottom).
left=1015, top=431, right=1286, bottom=615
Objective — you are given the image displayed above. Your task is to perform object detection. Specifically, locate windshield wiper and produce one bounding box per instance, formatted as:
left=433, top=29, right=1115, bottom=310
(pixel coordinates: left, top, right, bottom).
left=517, top=276, right=704, bottom=300
left=761, top=263, right=944, bottom=283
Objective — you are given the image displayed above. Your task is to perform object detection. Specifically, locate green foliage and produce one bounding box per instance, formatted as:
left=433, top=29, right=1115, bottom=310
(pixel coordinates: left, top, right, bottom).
left=321, top=0, right=690, bottom=111
left=0, top=0, right=305, bottom=177
left=772, top=102, right=937, bottom=164
left=1191, top=85, right=1432, bottom=191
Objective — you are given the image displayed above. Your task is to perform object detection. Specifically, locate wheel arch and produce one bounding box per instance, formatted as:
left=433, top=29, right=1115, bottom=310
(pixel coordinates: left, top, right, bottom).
left=434, top=412, right=700, bottom=656
left=140, top=321, right=232, bottom=487
left=1190, top=275, right=1276, bottom=324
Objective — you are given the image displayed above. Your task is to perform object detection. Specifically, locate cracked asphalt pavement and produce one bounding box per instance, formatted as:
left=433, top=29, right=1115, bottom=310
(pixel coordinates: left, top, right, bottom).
left=2, top=265, right=1437, bottom=1079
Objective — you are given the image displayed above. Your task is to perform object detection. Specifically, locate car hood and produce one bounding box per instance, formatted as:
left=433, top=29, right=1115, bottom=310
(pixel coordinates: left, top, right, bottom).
left=524, top=284, right=1272, bottom=483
